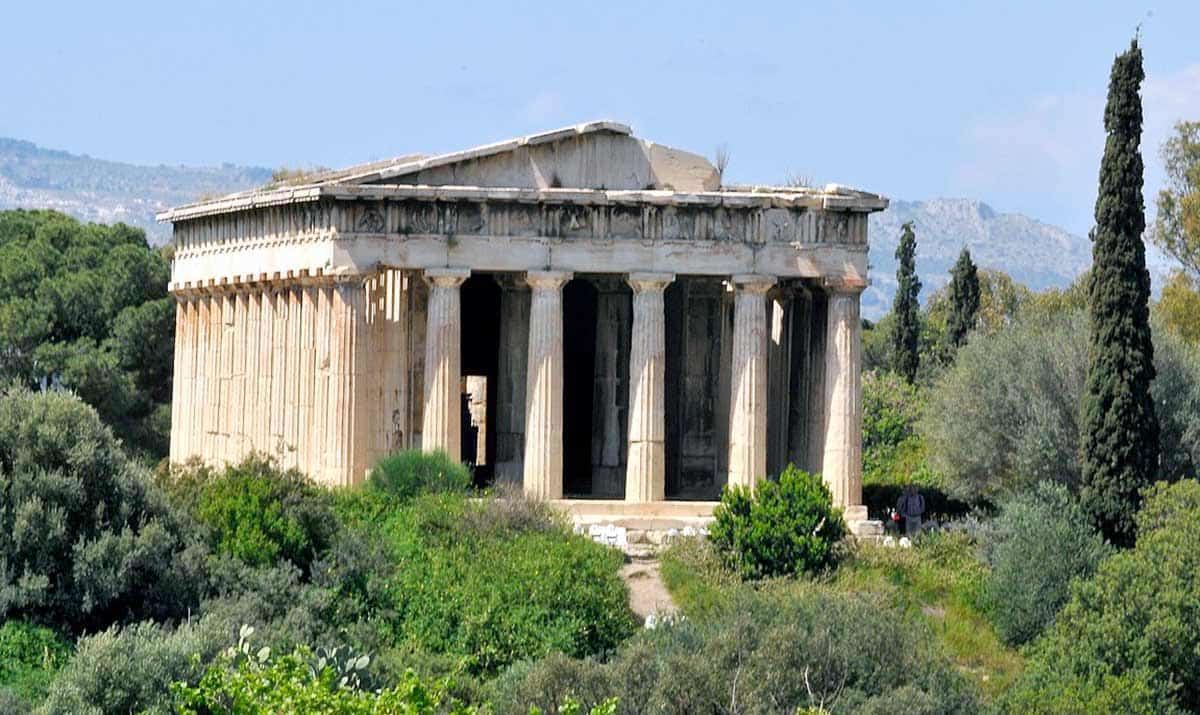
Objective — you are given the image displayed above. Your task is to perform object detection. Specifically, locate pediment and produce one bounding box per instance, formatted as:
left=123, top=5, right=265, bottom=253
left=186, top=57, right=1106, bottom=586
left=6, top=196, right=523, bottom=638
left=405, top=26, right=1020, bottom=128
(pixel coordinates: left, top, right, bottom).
left=326, top=120, right=721, bottom=192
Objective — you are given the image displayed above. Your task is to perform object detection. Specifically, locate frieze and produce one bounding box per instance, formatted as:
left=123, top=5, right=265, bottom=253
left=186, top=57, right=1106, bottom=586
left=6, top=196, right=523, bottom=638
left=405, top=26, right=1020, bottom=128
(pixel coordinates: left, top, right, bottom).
left=172, top=196, right=866, bottom=263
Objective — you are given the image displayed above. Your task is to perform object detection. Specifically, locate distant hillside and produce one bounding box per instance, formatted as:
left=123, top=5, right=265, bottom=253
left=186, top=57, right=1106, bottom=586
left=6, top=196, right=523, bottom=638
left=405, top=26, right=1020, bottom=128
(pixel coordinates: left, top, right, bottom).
left=865, top=198, right=1174, bottom=321
left=863, top=198, right=1094, bottom=319
left=1, top=139, right=1169, bottom=315
left=0, top=138, right=271, bottom=244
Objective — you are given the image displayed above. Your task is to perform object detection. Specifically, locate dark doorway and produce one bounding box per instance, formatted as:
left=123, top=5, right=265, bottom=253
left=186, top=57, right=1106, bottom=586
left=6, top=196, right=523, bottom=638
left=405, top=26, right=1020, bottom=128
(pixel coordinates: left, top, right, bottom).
left=664, top=277, right=729, bottom=500
left=562, top=278, right=598, bottom=495
left=460, top=274, right=501, bottom=487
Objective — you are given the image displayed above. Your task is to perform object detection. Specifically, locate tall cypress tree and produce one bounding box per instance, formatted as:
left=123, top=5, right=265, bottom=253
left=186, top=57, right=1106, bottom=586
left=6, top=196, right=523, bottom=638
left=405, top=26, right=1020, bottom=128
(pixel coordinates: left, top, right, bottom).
left=946, top=246, right=981, bottom=350
left=891, top=222, right=921, bottom=382
left=1080, top=39, right=1160, bottom=547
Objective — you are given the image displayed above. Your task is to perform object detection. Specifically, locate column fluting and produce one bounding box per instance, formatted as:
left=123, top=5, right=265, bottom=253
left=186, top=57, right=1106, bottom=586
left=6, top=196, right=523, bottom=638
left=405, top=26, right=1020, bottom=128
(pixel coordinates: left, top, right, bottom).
left=727, top=274, right=776, bottom=490
left=421, top=268, right=470, bottom=460
left=522, top=270, right=572, bottom=500
left=821, top=278, right=867, bottom=521
left=625, top=272, right=674, bottom=502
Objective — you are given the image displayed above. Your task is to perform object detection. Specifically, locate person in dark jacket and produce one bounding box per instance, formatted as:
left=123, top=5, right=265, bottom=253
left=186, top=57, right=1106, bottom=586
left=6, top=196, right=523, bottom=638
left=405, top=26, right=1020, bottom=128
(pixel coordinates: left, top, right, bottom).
left=896, top=485, right=926, bottom=536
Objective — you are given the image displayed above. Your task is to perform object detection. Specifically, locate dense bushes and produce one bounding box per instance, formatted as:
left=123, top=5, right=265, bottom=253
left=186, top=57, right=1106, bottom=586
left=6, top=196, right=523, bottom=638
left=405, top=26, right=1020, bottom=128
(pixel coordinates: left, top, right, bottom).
left=368, top=449, right=472, bottom=501
left=377, top=493, right=636, bottom=673
left=490, top=581, right=978, bottom=714
left=1002, top=480, right=1200, bottom=713
left=40, top=617, right=232, bottom=715
left=167, top=455, right=337, bottom=574
left=709, top=465, right=846, bottom=579
left=0, top=387, right=205, bottom=633
left=982, top=482, right=1109, bottom=646
left=922, top=310, right=1200, bottom=501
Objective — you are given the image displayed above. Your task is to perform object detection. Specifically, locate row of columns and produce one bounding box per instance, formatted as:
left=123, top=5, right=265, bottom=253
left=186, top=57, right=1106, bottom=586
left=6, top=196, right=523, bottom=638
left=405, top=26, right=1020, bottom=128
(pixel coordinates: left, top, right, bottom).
left=417, top=267, right=864, bottom=513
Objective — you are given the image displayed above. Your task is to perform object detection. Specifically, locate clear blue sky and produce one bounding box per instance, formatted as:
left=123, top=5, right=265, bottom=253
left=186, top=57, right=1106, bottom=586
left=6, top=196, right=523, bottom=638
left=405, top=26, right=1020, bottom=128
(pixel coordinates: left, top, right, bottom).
left=3, top=0, right=1199, bottom=236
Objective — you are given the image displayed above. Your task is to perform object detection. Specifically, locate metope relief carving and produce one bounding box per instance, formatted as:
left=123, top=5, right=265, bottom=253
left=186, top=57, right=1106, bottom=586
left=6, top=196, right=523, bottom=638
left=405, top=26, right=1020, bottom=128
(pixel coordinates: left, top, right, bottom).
left=661, top=206, right=697, bottom=241
left=765, top=208, right=794, bottom=243
left=561, top=205, right=591, bottom=239
left=401, top=202, right=438, bottom=235
left=456, top=203, right=486, bottom=235
left=609, top=206, right=641, bottom=240
left=508, top=205, right=540, bottom=237
left=821, top=213, right=851, bottom=244
left=356, top=206, right=386, bottom=233
left=710, top=208, right=735, bottom=242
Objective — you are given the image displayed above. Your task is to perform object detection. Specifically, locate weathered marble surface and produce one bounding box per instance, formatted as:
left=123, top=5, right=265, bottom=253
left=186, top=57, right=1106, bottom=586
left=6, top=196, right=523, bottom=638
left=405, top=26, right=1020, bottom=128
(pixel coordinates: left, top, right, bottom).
left=161, top=122, right=886, bottom=526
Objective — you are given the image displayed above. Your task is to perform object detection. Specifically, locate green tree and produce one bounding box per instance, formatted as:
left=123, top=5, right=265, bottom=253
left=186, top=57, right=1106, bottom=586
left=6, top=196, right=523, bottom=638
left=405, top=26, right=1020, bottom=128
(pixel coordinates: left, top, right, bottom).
left=1080, top=39, right=1160, bottom=547
left=945, top=247, right=981, bottom=350
left=0, top=387, right=204, bottom=634
left=0, top=210, right=172, bottom=459
left=1156, top=269, right=1200, bottom=344
left=921, top=309, right=1200, bottom=503
left=1151, top=120, right=1200, bottom=276
left=890, top=222, right=922, bottom=382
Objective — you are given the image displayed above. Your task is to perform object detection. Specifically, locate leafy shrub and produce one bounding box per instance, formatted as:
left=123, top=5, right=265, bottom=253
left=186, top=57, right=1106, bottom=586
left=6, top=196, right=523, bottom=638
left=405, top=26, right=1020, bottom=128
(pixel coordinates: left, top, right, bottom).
left=380, top=493, right=636, bottom=673
left=709, top=464, right=846, bottom=579
left=0, top=387, right=205, bottom=633
left=171, top=651, right=473, bottom=714
left=0, top=620, right=72, bottom=706
left=1002, top=480, right=1200, bottom=713
left=490, top=583, right=978, bottom=714
left=169, top=455, right=337, bottom=573
left=368, top=449, right=472, bottom=502
left=39, top=617, right=232, bottom=715
left=168, top=631, right=476, bottom=715
left=982, top=482, right=1110, bottom=646
left=922, top=310, right=1200, bottom=501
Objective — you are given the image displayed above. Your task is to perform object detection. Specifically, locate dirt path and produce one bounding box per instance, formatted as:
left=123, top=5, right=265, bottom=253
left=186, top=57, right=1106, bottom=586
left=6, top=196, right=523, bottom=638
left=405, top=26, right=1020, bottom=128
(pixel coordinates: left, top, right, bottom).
left=619, top=555, right=677, bottom=622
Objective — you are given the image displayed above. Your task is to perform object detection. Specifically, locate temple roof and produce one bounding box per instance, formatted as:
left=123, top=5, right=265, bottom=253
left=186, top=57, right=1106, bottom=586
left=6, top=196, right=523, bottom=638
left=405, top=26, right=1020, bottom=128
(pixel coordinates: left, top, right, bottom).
left=158, top=121, right=887, bottom=223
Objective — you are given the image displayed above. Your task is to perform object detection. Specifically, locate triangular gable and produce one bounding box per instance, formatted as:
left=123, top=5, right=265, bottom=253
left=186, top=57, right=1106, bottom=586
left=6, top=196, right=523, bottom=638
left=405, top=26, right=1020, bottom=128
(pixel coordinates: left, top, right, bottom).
left=323, top=120, right=720, bottom=192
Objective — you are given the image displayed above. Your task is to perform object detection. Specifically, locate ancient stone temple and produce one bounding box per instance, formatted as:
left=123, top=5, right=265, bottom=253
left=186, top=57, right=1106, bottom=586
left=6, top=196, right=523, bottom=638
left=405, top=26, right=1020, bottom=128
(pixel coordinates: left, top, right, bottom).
left=160, top=121, right=887, bottom=528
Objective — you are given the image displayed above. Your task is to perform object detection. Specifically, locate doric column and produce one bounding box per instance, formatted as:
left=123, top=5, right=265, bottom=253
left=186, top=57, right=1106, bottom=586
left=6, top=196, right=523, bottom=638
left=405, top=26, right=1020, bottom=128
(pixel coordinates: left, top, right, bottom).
left=522, top=270, right=572, bottom=500
left=821, top=277, right=868, bottom=521
left=495, top=275, right=531, bottom=484
left=625, top=272, right=674, bottom=502
left=421, top=268, right=470, bottom=461
left=727, top=274, right=776, bottom=490
left=766, top=285, right=794, bottom=478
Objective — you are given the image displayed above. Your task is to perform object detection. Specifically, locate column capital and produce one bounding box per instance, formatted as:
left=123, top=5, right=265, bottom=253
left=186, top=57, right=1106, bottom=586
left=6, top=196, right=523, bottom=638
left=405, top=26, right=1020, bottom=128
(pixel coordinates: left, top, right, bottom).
left=525, top=270, right=572, bottom=290
left=823, top=275, right=868, bottom=295
left=627, top=272, right=675, bottom=293
left=425, top=267, right=471, bottom=287
left=731, top=274, right=776, bottom=295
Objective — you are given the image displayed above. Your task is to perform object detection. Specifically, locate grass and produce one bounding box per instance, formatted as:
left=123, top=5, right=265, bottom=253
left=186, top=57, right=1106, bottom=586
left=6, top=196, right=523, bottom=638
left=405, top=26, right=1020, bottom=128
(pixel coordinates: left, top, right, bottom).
left=661, top=531, right=1024, bottom=704
left=831, top=532, right=1023, bottom=700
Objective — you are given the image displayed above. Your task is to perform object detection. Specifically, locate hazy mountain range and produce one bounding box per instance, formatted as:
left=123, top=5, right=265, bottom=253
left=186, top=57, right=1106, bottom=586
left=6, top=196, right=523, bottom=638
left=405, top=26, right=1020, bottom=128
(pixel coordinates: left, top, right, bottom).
left=0, top=138, right=270, bottom=243
left=1, top=137, right=1172, bottom=320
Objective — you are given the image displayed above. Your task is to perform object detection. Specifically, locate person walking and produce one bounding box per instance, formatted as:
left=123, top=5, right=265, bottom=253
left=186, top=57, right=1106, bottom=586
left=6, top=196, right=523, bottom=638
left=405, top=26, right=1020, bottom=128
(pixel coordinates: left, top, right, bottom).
left=897, top=485, right=926, bottom=537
